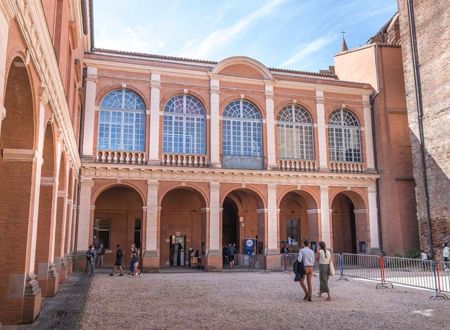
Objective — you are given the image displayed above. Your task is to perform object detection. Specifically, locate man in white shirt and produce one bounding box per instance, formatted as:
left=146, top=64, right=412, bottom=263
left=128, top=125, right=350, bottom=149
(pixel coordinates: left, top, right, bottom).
left=298, top=240, right=315, bottom=301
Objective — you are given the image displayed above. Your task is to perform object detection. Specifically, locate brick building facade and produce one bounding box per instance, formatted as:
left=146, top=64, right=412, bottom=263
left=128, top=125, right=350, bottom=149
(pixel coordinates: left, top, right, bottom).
left=397, top=0, right=450, bottom=258
left=0, top=0, right=439, bottom=325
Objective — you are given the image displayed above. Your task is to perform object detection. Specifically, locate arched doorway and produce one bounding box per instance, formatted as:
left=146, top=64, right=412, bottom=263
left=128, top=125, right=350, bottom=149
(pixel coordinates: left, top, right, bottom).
left=159, top=188, right=207, bottom=268
left=94, top=186, right=143, bottom=267
left=0, top=57, right=39, bottom=323
left=221, top=189, right=266, bottom=268
left=35, top=123, right=58, bottom=296
left=279, top=190, right=319, bottom=253
left=331, top=192, right=368, bottom=254
left=222, top=198, right=240, bottom=249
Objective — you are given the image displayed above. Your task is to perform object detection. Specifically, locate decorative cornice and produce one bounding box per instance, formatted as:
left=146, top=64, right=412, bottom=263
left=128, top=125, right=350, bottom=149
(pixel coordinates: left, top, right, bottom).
left=81, top=163, right=378, bottom=187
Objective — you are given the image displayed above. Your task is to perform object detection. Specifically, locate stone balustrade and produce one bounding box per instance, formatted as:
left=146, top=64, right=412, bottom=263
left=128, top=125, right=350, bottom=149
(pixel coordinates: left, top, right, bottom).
left=96, top=150, right=147, bottom=165
left=277, top=159, right=318, bottom=172
left=161, top=154, right=208, bottom=167
left=329, top=161, right=366, bottom=173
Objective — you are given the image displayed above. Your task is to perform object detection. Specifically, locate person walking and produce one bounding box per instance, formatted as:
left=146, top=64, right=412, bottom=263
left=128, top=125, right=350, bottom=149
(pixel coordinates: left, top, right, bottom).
left=86, top=245, right=97, bottom=276
left=132, top=247, right=141, bottom=277
left=228, top=243, right=236, bottom=268
left=316, top=241, right=332, bottom=301
left=298, top=240, right=315, bottom=302
left=97, top=241, right=105, bottom=267
left=129, top=243, right=137, bottom=274
left=110, top=244, right=124, bottom=276
left=443, top=242, right=449, bottom=271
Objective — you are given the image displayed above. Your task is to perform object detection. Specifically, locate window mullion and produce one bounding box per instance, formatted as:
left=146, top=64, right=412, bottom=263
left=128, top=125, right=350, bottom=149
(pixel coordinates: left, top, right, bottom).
left=171, top=114, right=175, bottom=153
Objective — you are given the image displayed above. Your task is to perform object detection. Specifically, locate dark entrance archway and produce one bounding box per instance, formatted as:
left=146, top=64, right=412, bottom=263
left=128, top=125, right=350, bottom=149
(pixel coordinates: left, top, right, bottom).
left=94, top=186, right=143, bottom=268
left=331, top=190, right=369, bottom=254
left=159, top=187, right=207, bottom=269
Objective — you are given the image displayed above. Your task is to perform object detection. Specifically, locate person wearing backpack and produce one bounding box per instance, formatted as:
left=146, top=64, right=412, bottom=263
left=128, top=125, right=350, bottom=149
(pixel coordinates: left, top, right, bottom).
left=110, top=244, right=124, bottom=276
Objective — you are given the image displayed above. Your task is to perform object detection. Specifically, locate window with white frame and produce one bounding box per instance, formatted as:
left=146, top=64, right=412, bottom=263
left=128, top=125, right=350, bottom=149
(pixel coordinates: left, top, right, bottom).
left=277, top=104, right=314, bottom=160
left=97, top=89, right=146, bottom=151
left=328, top=108, right=362, bottom=162
left=222, top=99, right=262, bottom=157
left=162, top=94, right=206, bottom=154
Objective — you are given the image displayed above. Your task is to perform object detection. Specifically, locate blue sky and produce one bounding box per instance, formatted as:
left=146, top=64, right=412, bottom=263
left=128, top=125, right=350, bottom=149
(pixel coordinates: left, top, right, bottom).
left=93, top=0, right=397, bottom=72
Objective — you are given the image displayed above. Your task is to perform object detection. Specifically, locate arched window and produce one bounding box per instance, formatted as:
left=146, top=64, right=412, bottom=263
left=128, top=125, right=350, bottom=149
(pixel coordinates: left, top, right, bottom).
left=277, top=104, right=314, bottom=160
left=98, top=89, right=146, bottom=151
left=222, top=99, right=262, bottom=157
left=162, top=94, right=206, bottom=154
left=328, top=109, right=362, bottom=162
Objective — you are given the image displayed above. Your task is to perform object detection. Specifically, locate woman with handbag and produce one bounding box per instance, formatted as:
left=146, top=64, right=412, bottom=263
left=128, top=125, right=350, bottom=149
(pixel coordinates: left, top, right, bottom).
left=316, top=241, right=332, bottom=301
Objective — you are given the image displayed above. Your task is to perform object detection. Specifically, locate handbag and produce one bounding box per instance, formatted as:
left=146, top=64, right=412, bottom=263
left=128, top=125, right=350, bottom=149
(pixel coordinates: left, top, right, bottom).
left=329, top=256, right=335, bottom=276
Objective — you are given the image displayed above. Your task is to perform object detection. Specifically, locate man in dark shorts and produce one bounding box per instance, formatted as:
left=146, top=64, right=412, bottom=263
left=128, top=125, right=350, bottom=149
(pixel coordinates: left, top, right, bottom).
left=110, top=244, right=124, bottom=276
left=228, top=243, right=236, bottom=268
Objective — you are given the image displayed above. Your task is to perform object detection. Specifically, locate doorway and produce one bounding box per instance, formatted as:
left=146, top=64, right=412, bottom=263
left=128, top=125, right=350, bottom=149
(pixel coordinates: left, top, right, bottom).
left=169, top=235, right=186, bottom=266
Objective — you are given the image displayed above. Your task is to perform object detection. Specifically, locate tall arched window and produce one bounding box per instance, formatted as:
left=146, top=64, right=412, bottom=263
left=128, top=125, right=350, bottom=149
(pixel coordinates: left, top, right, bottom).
left=328, top=109, right=362, bottom=162
left=98, top=89, right=146, bottom=151
left=277, top=104, right=314, bottom=160
left=222, top=100, right=263, bottom=169
left=163, top=94, right=206, bottom=154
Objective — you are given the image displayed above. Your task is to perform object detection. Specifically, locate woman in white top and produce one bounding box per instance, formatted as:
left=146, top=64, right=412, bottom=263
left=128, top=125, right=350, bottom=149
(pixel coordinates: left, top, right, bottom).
left=316, top=241, right=332, bottom=301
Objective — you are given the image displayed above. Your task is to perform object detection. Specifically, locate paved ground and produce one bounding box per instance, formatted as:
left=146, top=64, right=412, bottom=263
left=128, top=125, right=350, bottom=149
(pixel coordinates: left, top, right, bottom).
left=16, top=270, right=450, bottom=330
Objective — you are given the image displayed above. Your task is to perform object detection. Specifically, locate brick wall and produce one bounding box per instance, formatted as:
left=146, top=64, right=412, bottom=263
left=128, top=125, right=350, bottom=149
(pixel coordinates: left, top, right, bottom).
left=398, top=0, right=450, bottom=258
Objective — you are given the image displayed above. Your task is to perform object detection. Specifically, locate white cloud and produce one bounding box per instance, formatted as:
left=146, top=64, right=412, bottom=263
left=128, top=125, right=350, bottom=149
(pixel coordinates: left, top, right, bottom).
left=178, top=0, right=287, bottom=59
left=280, top=34, right=336, bottom=68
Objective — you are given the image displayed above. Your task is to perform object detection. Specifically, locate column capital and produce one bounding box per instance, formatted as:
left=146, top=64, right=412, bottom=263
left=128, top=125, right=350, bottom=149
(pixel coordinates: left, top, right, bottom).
left=90, top=205, right=95, bottom=210
left=267, top=183, right=277, bottom=190
left=354, top=209, right=369, bottom=214
left=209, top=182, right=220, bottom=189
left=151, top=80, right=161, bottom=89
left=256, top=208, right=268, bottom=214
left=147, top=179, right=159, bottom=187
left=80, top=178, right=94, bottom=187
left=150, top=72, right=161, bottom=81
left=307, top=209, right=321, bottom=214
left=320, top=185, right=329, bottom=191
left=57, top=191, right=68, bottom=198
left=40, top=176, right=57, bottom=186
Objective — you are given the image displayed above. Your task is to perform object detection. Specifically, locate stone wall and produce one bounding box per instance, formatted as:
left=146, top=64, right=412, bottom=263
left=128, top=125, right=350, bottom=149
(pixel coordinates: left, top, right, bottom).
left=397, top=0, right=450, bottom=258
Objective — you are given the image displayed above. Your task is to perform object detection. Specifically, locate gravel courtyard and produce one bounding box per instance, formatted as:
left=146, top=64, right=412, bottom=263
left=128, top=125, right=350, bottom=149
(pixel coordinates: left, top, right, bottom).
left=23, top=270, right=450, bottom=330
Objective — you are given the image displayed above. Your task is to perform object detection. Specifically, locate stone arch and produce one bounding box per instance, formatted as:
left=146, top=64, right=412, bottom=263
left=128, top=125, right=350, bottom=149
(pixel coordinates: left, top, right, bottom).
left=221, top=187, right=267, bottom=265
left=275, top=101, right=316, bottom=123
left=160, top=90, right=209, bottom=115
left=330, top=189, right=369, bottom=254
left=220, top=186, right=266, bottom=209
left=327, top=106, right=363, bottom=127
left=158, top=183, right=208, bottom=208
left=213, top=56, right=273, bottom=81
left=94, top=185, right=144, bottom=267
left=35, top=122, right=59, bottom=297
left=278, top=189, right=320, bottom=253
left=96, top=85, right=149, bottom=109
left=92, top=181, right=146, bottom=206
left=54, top=151, right=69, bottom=283
left=159, top=186, right=208, bottom=268
left=0, top=56, right=40, bottom=324
left=219, top=95, right=266, bottom=118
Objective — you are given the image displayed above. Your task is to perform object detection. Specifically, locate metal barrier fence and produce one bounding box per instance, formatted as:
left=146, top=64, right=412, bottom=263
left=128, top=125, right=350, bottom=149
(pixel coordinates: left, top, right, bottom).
left=334, top=253, right=449, bottom=299
left=231, top=254, right=266, bottom=269
left=225, top=252, right=450, bottom=299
